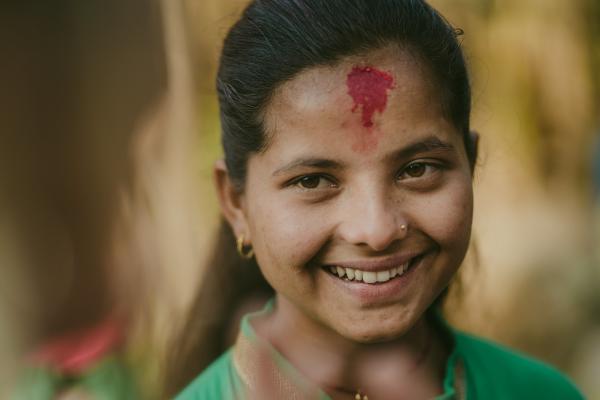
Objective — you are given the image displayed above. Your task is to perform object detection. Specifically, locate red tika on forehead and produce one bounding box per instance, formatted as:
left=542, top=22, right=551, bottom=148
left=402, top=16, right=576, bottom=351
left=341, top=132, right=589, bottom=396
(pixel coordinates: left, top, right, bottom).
left=346, top=66, right=395, bottom=128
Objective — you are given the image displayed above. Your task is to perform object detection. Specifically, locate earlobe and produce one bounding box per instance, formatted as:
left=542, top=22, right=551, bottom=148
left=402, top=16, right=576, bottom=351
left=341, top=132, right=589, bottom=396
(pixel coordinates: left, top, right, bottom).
left=214, top=159, right=250, bottom=240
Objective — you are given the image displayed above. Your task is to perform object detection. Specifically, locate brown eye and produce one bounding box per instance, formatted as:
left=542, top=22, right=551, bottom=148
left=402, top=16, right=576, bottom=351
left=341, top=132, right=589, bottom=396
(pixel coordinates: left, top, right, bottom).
left=405, top=162, right=426, bottom=178
left=292, top=174, right=338, bottom=191
left=298, top=175, right=322, bottom=189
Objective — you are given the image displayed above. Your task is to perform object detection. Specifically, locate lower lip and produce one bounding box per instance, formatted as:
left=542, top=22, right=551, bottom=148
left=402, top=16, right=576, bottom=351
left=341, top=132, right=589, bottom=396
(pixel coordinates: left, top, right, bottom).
left=322, top=255, right=426, bottom=304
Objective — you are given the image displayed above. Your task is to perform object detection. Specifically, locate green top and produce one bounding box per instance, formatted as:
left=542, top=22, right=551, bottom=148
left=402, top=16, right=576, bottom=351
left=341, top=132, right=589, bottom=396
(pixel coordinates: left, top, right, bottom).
left=176, top=302, right=584, bottom=400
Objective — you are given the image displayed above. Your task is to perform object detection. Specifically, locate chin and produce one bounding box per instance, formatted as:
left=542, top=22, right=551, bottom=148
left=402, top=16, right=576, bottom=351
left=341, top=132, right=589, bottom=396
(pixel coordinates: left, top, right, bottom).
left=337, top=317, right=414, bottom=344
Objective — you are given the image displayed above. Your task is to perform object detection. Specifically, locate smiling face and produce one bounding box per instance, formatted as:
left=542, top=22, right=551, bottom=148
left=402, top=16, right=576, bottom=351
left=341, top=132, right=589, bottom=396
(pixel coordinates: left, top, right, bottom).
left=219, top=48, right=474, bottom=343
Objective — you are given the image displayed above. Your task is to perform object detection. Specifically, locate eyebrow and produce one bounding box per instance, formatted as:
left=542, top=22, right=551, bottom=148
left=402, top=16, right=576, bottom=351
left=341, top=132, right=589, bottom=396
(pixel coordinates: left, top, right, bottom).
left=272, top=158, right=344, bottom=176
left=383, top=135, right=456, bottom=162
left=272, top=135, right=455, bottom=177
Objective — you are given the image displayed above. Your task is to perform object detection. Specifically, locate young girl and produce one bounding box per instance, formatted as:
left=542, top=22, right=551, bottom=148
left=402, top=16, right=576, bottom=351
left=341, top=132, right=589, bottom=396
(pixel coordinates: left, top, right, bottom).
left=173, top=1, right=584, bottom=398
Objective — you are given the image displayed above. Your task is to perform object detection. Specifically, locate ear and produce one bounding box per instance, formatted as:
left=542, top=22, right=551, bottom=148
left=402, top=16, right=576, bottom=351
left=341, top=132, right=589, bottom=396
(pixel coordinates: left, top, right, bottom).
left=468, top=130, right=479, bottom=173
left=214, top=159, right=250, bottom=241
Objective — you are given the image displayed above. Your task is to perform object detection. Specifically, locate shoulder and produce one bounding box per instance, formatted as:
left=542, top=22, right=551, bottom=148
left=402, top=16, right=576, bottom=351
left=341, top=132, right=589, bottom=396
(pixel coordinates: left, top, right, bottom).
left=454, top=331, right=584, bottom=399
left=175, top=349, right=242, bottom=400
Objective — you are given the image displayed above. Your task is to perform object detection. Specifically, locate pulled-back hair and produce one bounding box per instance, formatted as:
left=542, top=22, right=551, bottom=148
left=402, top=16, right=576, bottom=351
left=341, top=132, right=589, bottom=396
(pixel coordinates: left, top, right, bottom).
left=166, top=0, right=473, bottom=395
left=219, top=0, right=473, bottom=188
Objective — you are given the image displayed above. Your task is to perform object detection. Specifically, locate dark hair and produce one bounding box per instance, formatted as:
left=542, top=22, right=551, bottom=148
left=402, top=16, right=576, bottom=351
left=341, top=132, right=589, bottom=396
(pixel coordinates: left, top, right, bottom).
left=219, top=0, right=474, bottom=188
left=166, top=0, right=473, bottom=395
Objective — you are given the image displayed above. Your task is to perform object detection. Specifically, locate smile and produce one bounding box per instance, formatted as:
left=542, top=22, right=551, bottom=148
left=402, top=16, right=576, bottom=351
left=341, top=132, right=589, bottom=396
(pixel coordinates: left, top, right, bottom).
left=324, top=256, right=420, bottom=284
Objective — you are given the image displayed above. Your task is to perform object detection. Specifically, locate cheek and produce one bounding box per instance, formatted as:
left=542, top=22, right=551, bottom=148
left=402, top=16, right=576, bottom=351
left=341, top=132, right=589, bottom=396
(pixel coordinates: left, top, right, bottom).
left=247, top=199, right=335, bottom=271
left=409, top=177, right=473, bottom=253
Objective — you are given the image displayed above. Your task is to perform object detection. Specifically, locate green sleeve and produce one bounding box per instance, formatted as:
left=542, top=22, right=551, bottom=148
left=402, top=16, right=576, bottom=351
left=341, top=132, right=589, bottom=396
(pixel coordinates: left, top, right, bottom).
left=456, top=332, right=584, bottom=399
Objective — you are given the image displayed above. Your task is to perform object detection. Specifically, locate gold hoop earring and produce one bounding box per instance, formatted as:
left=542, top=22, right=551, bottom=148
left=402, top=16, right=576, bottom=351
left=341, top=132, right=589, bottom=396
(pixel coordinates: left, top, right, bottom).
left=236, top=234, right=254, bottom=259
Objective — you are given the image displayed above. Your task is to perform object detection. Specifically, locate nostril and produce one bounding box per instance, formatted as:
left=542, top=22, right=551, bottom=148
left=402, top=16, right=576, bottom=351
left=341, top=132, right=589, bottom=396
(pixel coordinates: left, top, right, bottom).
left=337, top=220, right=408, bottom=251
left=335, top=195, right=408, bottom=249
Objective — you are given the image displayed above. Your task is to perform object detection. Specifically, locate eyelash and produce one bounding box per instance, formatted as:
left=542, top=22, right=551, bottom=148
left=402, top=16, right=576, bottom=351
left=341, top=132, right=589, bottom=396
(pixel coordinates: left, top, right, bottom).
left=395, top=161, right=443, bottom=181
left=287, top=161, right=444, bottom=191
left=289, top=174, right=339, bottom=191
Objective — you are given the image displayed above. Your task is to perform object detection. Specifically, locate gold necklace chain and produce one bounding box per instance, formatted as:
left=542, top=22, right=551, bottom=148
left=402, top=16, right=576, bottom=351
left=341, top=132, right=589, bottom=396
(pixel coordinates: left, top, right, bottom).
left=351, top=360, right=465, bottom=400
left=352, top=326, right=433, bottom=400
left=354, top=390, right=368, bottom=400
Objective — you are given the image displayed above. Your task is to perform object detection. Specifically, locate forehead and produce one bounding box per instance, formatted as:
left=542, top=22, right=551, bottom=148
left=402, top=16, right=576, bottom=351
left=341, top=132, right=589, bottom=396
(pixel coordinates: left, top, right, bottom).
left=262, top=47, right=451, bottom=159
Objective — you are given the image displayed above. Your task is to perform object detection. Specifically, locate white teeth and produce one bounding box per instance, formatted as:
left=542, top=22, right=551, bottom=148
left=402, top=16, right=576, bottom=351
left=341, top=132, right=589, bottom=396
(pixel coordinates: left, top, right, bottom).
left=327, top=259, right=414, bottom=284
left=345, top=268, right=355, bottom=280
left=362, top=271, right=377, bottom=284
left=354, top=270, right=363, bottom=281
left=376, top=270, right=390, bottom=282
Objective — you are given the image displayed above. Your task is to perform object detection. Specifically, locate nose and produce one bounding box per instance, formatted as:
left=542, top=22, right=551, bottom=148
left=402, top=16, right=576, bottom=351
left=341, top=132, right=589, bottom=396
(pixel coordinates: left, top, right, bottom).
left=337, top=187, right=408, bottom=252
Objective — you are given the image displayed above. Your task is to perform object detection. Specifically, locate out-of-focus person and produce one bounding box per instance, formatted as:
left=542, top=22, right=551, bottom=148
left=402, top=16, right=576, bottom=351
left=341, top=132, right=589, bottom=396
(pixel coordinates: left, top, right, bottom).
left=1, top=0, right=197, bottom=398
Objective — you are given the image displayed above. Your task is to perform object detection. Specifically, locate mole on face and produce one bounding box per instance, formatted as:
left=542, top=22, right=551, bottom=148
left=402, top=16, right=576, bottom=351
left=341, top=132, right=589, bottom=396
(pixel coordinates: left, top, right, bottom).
left=346, top=66, right=395, bottom=152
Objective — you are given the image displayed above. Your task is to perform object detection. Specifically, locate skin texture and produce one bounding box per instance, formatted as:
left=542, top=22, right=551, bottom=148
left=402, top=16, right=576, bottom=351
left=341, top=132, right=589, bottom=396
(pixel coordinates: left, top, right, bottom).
left=216, top=47, right=475, bottom=399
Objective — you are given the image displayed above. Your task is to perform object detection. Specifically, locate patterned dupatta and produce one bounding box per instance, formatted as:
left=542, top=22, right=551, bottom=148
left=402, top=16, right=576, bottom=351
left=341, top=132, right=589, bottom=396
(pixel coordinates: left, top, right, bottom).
left=231, top=301, right=466, bottom=400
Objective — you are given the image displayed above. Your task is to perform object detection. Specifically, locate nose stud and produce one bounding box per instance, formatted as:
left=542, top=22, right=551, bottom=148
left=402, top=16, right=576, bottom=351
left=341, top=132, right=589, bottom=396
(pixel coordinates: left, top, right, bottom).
left=400, top=224, right=407, bottom=231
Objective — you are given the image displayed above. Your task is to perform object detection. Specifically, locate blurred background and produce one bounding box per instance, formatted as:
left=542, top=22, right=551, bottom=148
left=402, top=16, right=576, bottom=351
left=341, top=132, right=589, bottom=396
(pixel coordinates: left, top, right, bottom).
left=1, top=0, right=599, bottom=398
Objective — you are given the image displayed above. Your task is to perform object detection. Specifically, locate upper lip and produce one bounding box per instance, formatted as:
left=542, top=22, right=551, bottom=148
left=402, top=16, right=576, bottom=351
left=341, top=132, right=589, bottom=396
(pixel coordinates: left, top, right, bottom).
left=322, top=251, right=425, bottom=272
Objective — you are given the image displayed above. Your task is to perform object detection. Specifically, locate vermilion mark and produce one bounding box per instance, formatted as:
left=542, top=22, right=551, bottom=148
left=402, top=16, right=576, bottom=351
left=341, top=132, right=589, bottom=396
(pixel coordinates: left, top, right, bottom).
left=347, top=66, right=394, bottom=128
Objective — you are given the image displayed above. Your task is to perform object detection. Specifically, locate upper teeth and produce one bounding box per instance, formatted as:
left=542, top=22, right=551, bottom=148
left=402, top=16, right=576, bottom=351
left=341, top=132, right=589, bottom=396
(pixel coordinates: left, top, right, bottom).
left=328, top=263, right=410, bottom=284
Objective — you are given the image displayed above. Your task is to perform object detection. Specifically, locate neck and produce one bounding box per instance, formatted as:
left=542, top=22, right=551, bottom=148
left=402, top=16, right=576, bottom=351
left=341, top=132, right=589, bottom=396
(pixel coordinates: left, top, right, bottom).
left=254, top=295, right=448, bottom=399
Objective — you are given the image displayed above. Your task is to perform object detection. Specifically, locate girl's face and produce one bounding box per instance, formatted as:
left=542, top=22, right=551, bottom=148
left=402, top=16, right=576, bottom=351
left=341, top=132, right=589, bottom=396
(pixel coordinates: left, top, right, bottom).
left=220, top=49, right=474, bottom=343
